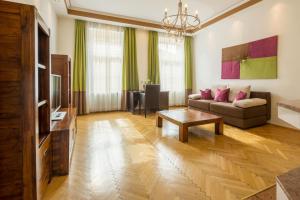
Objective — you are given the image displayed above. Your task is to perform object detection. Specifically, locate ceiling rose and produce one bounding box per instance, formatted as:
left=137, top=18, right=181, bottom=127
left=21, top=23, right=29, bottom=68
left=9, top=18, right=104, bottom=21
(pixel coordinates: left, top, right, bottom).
left=162, top=0, right=201, bottom=37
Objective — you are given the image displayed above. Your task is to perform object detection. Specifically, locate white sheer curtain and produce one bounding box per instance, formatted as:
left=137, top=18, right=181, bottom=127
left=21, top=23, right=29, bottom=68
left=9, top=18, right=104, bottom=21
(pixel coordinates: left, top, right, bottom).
left=158, top=33, right=185, bottom=106
left=86, top=22, right=124, bottom=113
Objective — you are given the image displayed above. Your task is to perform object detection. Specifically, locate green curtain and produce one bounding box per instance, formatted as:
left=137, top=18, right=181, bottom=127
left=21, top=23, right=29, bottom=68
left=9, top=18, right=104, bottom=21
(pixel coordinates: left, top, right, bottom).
left=184, top=36, right=193, bottom=105
left=73, top=20, right=87, bottom=115
left=121, top=27, right=139, bottom=110
left=148, top=31, right=160, bottom=84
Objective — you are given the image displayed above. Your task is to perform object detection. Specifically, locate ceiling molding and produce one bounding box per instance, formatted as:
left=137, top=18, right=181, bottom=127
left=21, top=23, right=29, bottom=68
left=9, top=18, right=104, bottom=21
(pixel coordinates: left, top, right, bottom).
left=67, top=7, right=164, bottom=29
left=192, top=0, right=263, bottom=33
left=64, top=0, right=262, bottom=34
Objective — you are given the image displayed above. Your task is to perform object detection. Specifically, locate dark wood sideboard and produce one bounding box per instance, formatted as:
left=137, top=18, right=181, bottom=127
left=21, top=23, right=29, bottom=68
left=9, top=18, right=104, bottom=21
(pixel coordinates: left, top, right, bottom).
left=51, top=108, right=77, bottom=175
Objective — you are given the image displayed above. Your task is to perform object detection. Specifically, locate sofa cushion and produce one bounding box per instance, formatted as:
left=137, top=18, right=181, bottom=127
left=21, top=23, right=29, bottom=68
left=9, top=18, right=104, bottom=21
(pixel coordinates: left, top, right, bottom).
left=233, top=98, right=267, bottom=108
left=189, top=99, right=215, bottom=111
left=210, top=102, right=267, bottom=119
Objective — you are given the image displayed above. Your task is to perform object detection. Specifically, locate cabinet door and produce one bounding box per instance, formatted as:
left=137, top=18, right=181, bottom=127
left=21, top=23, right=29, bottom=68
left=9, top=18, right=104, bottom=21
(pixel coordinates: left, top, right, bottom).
left=69, top=118, right=76, bottom=164
left=37, top=135, right=51, bottom=199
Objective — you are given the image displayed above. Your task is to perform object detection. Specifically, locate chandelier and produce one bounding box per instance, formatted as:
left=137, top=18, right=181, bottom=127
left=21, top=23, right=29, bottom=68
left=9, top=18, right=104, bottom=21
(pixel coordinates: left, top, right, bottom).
left=162, top=0, right=201, bottom=37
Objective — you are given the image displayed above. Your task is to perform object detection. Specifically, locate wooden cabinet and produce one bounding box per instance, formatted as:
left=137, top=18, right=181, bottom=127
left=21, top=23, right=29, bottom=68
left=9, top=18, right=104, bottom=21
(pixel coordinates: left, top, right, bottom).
left=0, top=2, right=77, bottom=200
left=51, top=108, right=77, bottom=175
left=0, top=1, right=51, bottom=199
left=51, top=54, right=72, bottom=107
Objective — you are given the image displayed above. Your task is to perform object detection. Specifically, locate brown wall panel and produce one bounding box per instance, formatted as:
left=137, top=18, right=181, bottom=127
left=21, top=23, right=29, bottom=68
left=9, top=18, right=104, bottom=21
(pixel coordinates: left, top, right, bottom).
left=222, top=43, right=249, bottom=62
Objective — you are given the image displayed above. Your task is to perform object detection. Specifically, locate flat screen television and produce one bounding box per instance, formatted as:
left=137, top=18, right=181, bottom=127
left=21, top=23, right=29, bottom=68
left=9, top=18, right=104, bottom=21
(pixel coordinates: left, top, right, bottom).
left=50, top=74, right=61, bottom=113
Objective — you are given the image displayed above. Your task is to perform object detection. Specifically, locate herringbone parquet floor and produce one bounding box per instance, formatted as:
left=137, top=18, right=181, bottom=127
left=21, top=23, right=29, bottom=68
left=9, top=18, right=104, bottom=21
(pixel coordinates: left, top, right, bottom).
left=44, top=110, right=300, bottom=200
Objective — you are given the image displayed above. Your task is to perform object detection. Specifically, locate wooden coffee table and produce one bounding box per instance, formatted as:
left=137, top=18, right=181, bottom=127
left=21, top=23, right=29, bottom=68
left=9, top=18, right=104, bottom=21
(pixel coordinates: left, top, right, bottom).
left=156, top=109, right=223, bottom=142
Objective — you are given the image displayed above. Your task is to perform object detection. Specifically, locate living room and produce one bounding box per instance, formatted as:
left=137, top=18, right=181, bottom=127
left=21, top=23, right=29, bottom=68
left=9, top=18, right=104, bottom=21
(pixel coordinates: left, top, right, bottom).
left=1, top=0, right=300, bottom=200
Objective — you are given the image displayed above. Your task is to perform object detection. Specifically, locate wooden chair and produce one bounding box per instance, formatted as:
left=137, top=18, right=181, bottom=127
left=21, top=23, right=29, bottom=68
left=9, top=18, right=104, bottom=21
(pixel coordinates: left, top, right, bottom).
left=139, top=84, right=160, bottom=118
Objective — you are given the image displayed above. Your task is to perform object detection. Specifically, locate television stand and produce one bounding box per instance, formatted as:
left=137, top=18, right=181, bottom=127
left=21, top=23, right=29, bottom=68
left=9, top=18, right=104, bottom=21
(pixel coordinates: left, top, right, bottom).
left=51, top=108, right=77, bottom=175
left=51, top=111, right=66, bottom=121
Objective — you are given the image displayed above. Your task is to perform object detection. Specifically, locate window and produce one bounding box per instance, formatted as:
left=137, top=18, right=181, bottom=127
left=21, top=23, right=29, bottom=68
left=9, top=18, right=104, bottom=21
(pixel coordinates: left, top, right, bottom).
left=158, top=33, right=185, bottom=106
left=86, top=22, right=124, bottom=112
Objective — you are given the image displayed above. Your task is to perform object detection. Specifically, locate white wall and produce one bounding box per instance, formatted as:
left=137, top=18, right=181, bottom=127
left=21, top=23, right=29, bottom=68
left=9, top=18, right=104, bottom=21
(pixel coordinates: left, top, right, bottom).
left=56, top=17, right=75, bottom=59
left=193, top=0, right=300, bottom=126
left=56, top=17, right=149, bottom=89
left=6, top=0, right=58, bottom=53
left=34, top=0, right=57, bottom=52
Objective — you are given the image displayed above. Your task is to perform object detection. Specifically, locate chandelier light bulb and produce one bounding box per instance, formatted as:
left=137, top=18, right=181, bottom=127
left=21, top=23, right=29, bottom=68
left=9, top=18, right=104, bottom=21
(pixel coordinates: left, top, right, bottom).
left=195, top=10, right=198, bottom=17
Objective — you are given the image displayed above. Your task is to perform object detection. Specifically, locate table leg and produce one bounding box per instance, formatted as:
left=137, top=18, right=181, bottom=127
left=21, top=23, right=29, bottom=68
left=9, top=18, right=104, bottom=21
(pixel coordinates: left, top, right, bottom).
left=156, top=116, right=163, bottom=127
left=215, top=119, right=224, bottom=135
left=138, top=93, right=141, bottom=114
left=129, top=92, right=134, bottom=113
left=138, top=100, right=141, bottom=114
left=179, top=125, right=188, bottom=142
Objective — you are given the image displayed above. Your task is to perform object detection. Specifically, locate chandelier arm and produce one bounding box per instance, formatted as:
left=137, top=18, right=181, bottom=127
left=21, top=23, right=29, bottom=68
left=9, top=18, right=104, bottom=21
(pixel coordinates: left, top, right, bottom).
left=171, top=16, right=179, bottom=28
left=181, top=14, right=184, bottom=32
left=170, top=14, right=180, bottom=31
left=162, top=15, right=178, bottom=32
left=186, top=18, right=200, bottom=28
left=162, top=14, right=182, bottom=28
left=185, top=15, right=201, bottom=23
left=162, top=14, right=200, bottom=27
left=186, top=19, right=201, bottom=28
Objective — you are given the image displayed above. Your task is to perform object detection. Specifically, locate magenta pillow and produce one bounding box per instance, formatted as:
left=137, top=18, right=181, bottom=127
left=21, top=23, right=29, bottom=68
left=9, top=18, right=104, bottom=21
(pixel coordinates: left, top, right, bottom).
left=234, top=91, right=247, bottom=101
left=214, top=88, right=230, bottom=102
left=200, top=89, right=212, bottom=100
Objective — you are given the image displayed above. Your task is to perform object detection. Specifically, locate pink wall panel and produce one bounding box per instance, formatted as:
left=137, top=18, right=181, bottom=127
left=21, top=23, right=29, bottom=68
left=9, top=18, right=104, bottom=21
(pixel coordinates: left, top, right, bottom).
left=221, top=60, right=240, bottom=79
left=249, top=36, right=278, bottom=58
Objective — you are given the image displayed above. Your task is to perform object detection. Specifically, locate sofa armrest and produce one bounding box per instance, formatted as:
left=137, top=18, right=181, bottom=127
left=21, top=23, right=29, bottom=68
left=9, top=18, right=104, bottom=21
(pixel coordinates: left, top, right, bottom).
left=250, top=91, right=271, bottom=120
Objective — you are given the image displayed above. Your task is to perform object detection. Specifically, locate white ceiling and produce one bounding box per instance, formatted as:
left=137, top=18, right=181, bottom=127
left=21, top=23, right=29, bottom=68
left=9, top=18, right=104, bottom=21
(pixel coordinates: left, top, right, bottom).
left=53, top=0, right=248, bottom=23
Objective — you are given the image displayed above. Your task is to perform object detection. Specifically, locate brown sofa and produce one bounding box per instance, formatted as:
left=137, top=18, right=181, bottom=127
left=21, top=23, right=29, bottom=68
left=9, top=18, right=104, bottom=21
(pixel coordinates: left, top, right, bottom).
left=188, top=91, right=271, bottom=129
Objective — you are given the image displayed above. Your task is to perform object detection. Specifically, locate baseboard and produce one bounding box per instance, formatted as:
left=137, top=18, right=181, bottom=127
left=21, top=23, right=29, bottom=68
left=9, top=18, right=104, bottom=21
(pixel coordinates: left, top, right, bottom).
left=242, top=184, right=276, bottom=200
left=267, top=122, right=299, bottom=131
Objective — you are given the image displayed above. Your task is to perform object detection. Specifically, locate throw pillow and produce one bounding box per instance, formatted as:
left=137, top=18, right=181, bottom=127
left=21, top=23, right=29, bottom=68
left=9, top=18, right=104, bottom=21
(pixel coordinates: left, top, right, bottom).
left=234, top=91, right=247, bottom=101
left=211, top=85, right=227, bottom=99
left=228, top=85, right=251, bottom=102
left=200, top=89, right=212, bottom=100
left=214, top=88, right=230, bottom=102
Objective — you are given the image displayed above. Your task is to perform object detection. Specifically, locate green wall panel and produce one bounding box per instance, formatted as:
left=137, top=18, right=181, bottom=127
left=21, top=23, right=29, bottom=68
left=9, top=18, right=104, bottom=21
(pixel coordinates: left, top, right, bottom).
left=240, top=56, right=277, bottom=79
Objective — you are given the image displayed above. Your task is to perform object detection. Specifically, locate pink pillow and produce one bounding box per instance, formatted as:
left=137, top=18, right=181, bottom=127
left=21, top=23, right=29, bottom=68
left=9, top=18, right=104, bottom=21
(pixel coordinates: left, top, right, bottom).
left=214, top=88, right=230, bottom=102
left=200, top=89, right=212, bottom=100
left=234, top=91, right=247, bottom=101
